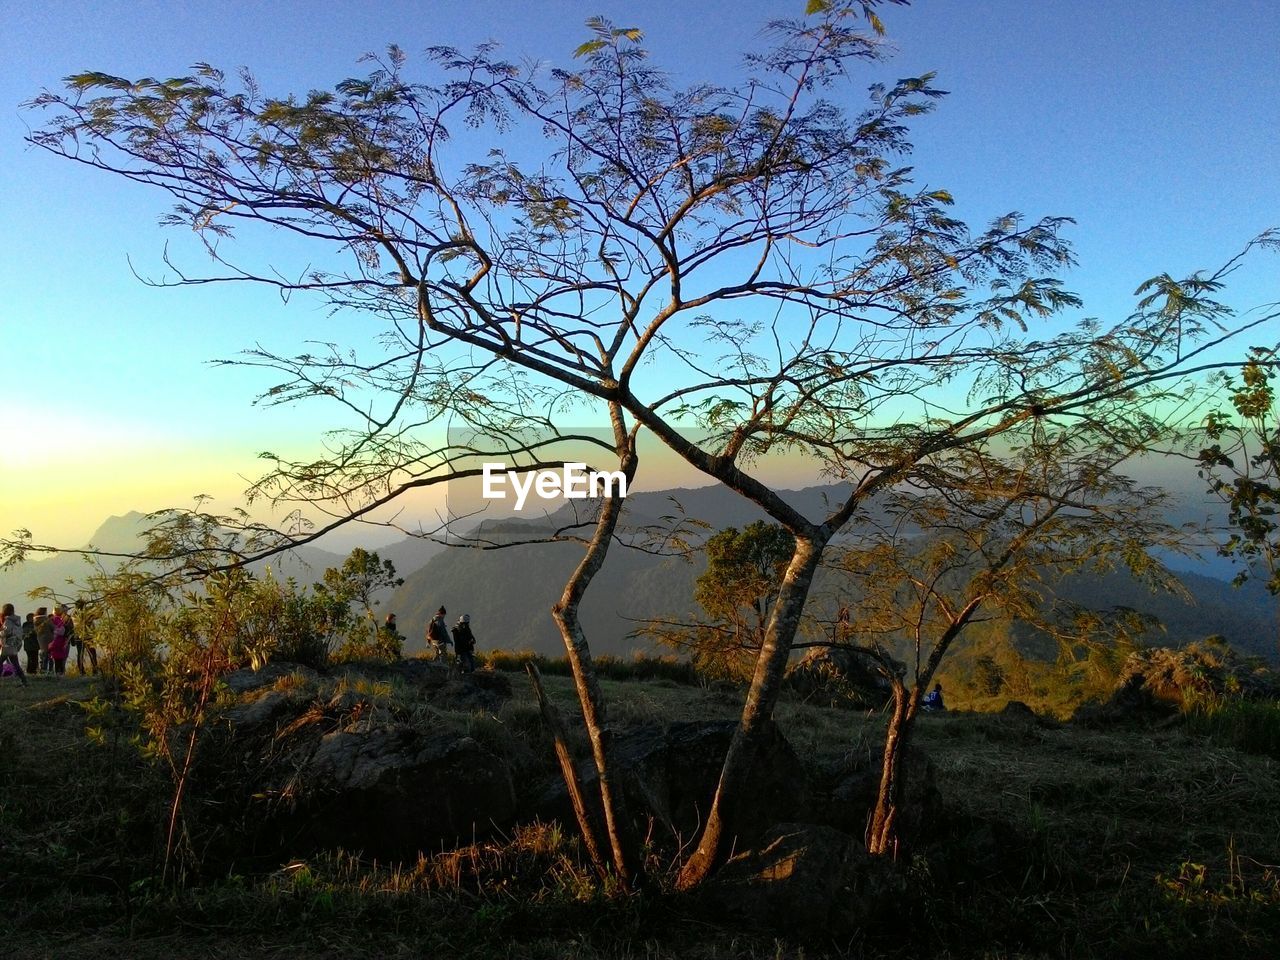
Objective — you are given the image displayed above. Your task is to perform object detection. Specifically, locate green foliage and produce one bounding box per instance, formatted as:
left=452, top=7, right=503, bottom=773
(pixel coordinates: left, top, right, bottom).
left=314, top=548, right=404, bottom=659
left=1199, top=347, right=1280, bottom=601
left=642, top=522, right=795, bottom=681
left=72, top=559, right=408, bottom=882
left=695, top=522, right=795, bottom=624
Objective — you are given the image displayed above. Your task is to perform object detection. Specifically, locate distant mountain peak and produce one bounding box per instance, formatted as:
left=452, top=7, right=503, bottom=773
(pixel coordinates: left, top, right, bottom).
left=84, top=511, right=154, bottom=552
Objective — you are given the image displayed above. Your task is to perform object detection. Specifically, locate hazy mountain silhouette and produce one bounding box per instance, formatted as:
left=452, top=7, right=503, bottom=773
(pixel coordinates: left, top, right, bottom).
left=7, top=488, right=1271, bottom=664
left=0, top=512, right=348, bottom=607
left=388, top=484, right=1278, bottom=663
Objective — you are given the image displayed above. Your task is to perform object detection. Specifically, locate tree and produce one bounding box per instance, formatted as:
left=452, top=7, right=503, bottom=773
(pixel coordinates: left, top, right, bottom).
left=1198, top=348, right=1280, bottom=617
left=643, top=521, right=796, bottom=680
left=22, top=1, right=1274, bottom=888
left=827, top=423, right=1184, bottom=854
left=314, top=547, right=403, bottom=654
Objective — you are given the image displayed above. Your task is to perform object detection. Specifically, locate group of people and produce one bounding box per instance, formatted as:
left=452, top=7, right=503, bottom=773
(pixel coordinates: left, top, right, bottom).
left=423, top=607, right=478, bottom=673
left=1, top=601, right=99, bottom=687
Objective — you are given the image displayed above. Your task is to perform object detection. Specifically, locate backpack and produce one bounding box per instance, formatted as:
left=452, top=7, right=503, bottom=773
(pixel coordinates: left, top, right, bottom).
left=429, top=618, right=450, bottom=646
left=452, top=624, right=473, bottom=652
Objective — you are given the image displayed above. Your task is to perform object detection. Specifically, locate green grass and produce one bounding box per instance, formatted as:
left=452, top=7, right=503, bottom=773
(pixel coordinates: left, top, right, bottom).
left=2, top=666, right=1279, bottom=958
left=1184, top=695, right=1280, bottom=758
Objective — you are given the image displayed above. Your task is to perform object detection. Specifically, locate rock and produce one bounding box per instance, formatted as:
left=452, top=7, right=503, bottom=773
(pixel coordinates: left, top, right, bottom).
left=212, top=660, right=519, bottom=862
left=999, top=700, right=1059, bottom=728
left=327, top=659, right=513, bottom=713
left=327, top=687, right=369, bottom=715
left=431, top=672, right=513, bottom=713
left=1073, top=642, right=1279, bottom=727
left=700, top=823, right=903, bottom=937
left=1001, top=699, right=1039, bottom=721
left=223, top=661, right=321, bottom=695
left=821, top=746, right=940, bottom=845
left=534, top=719, right=810, bottom=846
left=286, top=725, right=518, bottom=860
left=223, top=688, right=311, bottom=735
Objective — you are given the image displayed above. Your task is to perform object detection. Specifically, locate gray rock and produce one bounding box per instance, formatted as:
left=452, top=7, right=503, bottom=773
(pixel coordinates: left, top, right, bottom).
left=286, top=725, right=517, bottom=860
left=223, top=689, right=310, bottom=734
left=1073, top=641, right=1279, bottom=727
left=534, top=719, right=810, bottom=846
left=700, top=823, right=903, bottom=936
left=786, top=646, right=894, bottom=709
left=819, top=746, right=939, bottom=846
left=223, top=661, right=321, bottom=694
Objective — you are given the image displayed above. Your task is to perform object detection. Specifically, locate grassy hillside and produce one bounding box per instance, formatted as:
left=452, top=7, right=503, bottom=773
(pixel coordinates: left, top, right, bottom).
left=1, top=665, right=1277, bottom=959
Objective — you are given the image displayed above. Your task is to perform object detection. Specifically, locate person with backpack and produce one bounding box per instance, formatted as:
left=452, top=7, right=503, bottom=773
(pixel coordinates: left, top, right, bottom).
left=451, top=614, right=477, bottom=674
left=2, top=603, right=30, bottom=687
left=34, top=607, right=53, bottom=674
left=426, top=607, right=451, bottom=661
left=22, top=612, right=38, bottom=674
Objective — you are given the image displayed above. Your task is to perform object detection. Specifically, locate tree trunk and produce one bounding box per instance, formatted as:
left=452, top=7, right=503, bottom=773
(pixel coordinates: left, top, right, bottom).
left=676, top=535, right=824, bottom=889
left=526, top=662, right=611, bottom=880
left=548, top=423, right=640, bottom=891
left=865, top=599, right=983, bottom=855
left=867, top=678, right=915, bottom=856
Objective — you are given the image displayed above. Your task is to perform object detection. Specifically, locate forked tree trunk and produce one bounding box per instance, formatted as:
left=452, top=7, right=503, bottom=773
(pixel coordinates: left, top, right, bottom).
left=676, top=536, right=824, bottom=889
left=867, top=604, right=979, bottom=856
left=526, top=662, right=610, bottom=880
left=548, top=432, right=640, bottom=891
left=867, top=677, right=915, bottom=856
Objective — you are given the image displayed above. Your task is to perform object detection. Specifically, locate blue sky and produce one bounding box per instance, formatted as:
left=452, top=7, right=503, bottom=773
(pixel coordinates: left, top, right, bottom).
left=1, top=0, right=1276, bottom=546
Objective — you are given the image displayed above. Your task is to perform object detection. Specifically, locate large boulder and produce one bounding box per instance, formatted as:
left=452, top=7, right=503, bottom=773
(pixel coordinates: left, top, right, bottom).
left=817, top=746, right=941, bottom=846
left=328, top=658, right=513, bottom=712
left=223, top=687, right=313, bottom=735
left=284, top=724, right=517, bottom=860
left=210, top=661, right=518, bottom=862
left=699, top=823, right=903, bottom=937
left=223, top=661, right=321, bottom=695
left=535, top=719, right=811, bottom=847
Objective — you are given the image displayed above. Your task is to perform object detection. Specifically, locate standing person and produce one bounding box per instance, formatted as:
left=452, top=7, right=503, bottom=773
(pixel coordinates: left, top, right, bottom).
left=426, top=607, right=451, bottom=661
left=451, top=614, right=477, bottom=674
left=70, top=599, right=99, bottom=675
left=22, top=612, right=38, bottom=674
left=2, top=603, right=30, bottom=687
left=377, top=612, right=403, bottom=659
left=34, top=607, right=53, bottom=674
left=47, top=605, right=70, bottom=675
